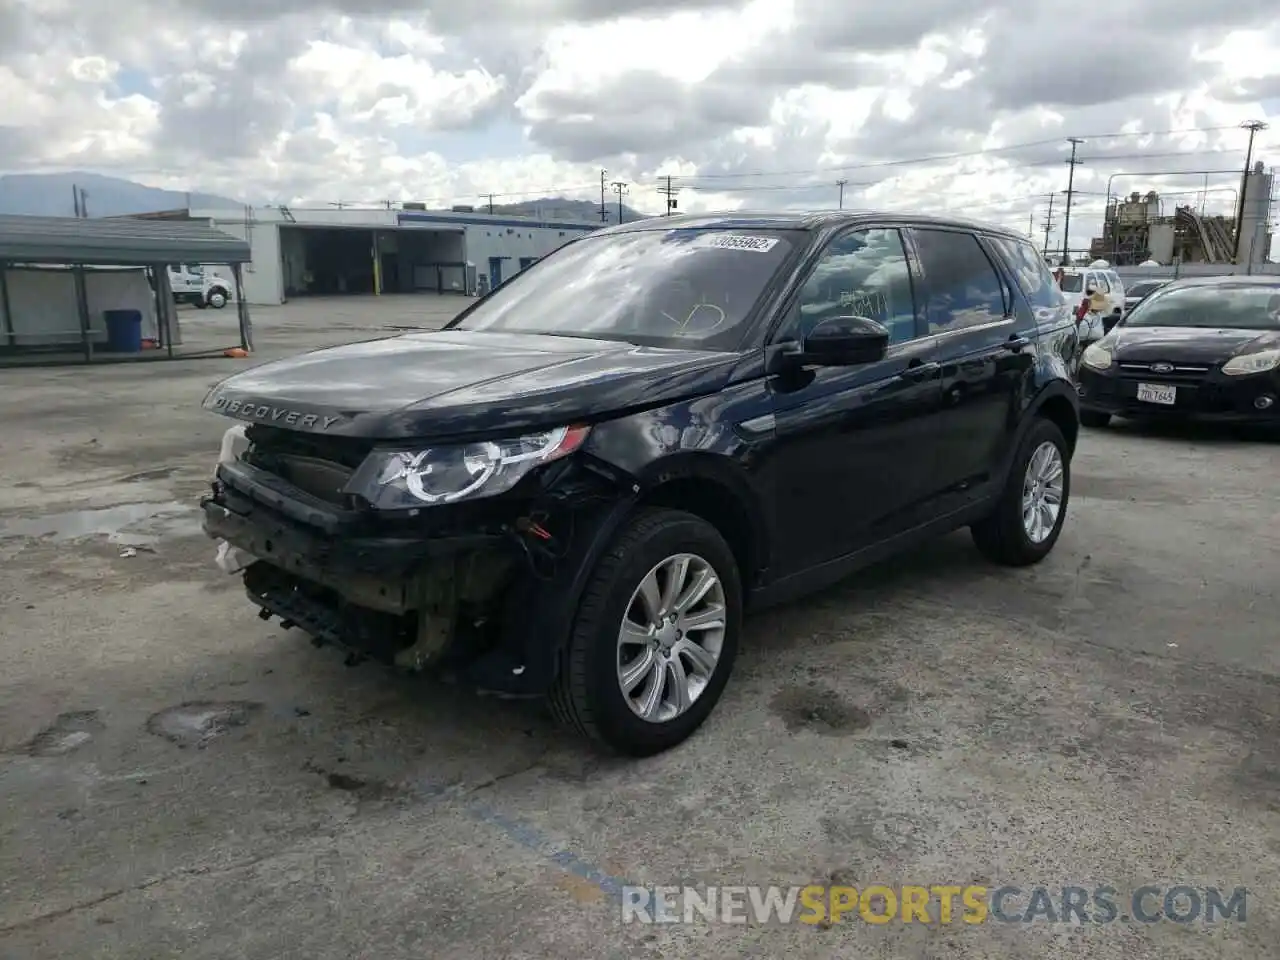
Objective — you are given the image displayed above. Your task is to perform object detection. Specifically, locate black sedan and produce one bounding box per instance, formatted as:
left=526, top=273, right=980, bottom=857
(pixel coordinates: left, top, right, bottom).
left=1077, top=275, right=1280, bottom=427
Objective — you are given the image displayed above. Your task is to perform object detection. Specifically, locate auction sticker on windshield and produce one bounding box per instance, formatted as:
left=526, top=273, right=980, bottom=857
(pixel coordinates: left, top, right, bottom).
left=689, top=233, right=780, bottom=253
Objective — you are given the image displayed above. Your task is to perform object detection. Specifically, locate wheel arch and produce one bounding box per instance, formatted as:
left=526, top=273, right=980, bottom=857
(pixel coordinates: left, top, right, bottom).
left=1030, top=385, right=1080, bottom=456
left=632, top=452, right=770, bottom=589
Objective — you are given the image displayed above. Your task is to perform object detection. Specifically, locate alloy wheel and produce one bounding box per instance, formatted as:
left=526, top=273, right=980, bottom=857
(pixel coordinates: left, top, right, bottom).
left=616, top=553, right=727, bottom=723
left=1021, top=440, right=1064, bottom=544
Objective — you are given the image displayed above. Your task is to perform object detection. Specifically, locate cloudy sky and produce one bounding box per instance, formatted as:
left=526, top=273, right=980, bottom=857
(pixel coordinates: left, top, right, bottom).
left=2, top=0, right=1278, bottom=255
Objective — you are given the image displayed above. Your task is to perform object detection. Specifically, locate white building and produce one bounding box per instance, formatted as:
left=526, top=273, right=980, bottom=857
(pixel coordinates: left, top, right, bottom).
left=165, top=205, right=602, bottom=305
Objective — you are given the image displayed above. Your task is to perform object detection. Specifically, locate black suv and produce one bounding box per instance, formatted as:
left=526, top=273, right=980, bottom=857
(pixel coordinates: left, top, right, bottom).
left=201, top=212, right=1080, bottom=756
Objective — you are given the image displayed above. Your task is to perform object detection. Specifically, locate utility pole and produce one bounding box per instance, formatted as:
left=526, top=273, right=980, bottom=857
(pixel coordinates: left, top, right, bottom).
left=600, top=169, right=608, bottom=222
left=1041, top=192, right=1057, bottom=258
left=1027, top=207, right=1035, bottom=236
left=1232, top=120, right=1268, bottom=263
left=657, top=175, right=678, bottom=215
left=836, top=179, right=848, bottom=210
left=1060, top=137, right=1085, bottom=266
left=611, top=181, right=629, bottom=224
left=72, top=185, right=88, bottom=218
left=487, top=194, right=495, bottom=214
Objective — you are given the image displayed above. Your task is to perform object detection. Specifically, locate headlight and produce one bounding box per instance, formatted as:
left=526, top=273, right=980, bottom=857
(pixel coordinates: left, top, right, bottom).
left=1222, top=348, right=1280, bottom=377
left=1080, top=341, right=1114, bottom=371
left=346, top=425, right=590, bottom=508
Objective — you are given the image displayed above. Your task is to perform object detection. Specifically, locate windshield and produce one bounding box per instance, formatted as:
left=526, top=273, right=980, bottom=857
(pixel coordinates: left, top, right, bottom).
left=1060, top=274, right=1083, bottom=293
left=450, top=228, right=800, bottom=350
left=1125, top=284, right=1280, bottom=329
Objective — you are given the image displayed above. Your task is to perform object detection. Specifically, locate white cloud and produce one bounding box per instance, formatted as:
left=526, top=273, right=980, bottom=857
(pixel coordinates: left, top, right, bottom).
left=0, top=0, right=1276, bottom=257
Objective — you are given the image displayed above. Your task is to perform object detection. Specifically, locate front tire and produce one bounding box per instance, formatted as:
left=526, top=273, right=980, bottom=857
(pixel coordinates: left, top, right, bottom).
left=1080, top=409, right=1111, bottom=428
left=548, top=507, right=743, bottom=756
left=206, top=289, right=228, bottom=309
left=971, top=417, right=1071, bottom=566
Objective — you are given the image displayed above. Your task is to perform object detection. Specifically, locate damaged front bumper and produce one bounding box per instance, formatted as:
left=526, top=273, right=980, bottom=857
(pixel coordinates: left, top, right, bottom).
left=202, top=454, right=636, bottom=697
left=204, top=462, right=515, bottom=667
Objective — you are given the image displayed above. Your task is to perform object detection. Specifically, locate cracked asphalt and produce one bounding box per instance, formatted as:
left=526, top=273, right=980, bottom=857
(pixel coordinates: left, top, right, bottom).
left=1, top=296, right=1277, bottom=959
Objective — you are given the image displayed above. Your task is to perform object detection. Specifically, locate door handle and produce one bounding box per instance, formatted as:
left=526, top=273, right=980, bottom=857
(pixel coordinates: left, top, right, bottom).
left=1004, top=335, right=1032, bottom=353
left=903, top=360, right=940, bottom=380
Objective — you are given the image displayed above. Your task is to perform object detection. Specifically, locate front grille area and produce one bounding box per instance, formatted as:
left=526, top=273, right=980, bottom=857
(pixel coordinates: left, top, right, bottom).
left=1116, top=361, right=1211, bottom=384
left=242, top=424, right=373, bottom=505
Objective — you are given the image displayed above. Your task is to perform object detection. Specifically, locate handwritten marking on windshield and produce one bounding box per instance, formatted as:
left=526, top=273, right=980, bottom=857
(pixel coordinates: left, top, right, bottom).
left=661, top=301, right=727, bottom=335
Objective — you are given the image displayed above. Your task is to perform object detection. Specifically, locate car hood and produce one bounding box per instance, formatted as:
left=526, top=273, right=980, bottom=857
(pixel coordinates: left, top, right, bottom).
left=1110, top=325, right=1280, bottom=365
left=202, top=329, right=740, bottom=440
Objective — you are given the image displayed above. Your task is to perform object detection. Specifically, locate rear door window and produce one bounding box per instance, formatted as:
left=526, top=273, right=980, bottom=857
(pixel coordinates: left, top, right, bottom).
left=911, top=229, right=1007, bottom=334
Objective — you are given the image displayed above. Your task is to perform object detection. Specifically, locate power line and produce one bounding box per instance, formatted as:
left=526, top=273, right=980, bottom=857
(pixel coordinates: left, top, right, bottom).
left=668, top=148, right=1254, bottom=195
left=657, top=124, right=1247, bottom=182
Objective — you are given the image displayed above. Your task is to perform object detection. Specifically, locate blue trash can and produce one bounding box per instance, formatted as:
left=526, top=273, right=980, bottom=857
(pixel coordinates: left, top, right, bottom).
left=103, top=309, right=143, bottom=353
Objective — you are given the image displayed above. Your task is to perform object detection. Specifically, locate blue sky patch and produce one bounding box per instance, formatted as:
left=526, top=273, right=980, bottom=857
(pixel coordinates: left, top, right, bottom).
left=112, top=67, right=154, bottom=98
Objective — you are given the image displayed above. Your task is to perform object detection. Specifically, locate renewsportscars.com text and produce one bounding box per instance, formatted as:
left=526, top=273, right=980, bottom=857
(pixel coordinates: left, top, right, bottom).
left=621, top=884, right=1248, bottom=925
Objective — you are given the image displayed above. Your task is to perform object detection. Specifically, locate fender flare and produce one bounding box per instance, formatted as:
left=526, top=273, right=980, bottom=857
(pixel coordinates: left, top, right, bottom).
left=994, top=380, right=1080, bottom=485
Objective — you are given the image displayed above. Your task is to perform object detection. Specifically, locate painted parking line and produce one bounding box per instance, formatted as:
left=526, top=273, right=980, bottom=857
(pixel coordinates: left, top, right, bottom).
left=406, top=775, right=632, bottom=904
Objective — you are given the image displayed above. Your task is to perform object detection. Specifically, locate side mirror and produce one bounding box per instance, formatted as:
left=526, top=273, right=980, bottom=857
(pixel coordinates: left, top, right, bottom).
left=800, top=315, right=890, bottom=366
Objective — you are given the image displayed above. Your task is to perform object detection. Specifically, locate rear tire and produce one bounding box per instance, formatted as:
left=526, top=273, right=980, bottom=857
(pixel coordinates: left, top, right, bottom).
left=971, top=417, right=1071, bottom=567
left=548, top=507, right=742, bottom=756
left=1080, top=409, right=1111, bottom=428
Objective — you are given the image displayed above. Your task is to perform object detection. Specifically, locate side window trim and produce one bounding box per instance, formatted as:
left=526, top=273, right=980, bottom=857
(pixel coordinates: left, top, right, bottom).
left=766, top=223, right=926, bottom=347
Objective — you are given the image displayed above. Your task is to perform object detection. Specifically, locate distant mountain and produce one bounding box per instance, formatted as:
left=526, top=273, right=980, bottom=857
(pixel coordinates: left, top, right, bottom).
left=0, top=171, right=243, bottom=218
left=488, top=197, right=650, bottom=224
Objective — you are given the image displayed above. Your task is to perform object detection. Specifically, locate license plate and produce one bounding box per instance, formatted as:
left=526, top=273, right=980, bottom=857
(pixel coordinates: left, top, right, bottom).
left=1136, top=382, right=1176, bottom=405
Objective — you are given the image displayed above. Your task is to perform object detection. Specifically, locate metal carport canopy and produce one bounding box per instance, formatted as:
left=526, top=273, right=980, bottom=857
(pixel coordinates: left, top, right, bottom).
left=0, top=214, right=252, bottom=265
